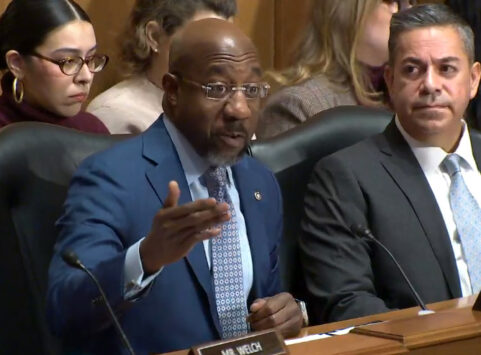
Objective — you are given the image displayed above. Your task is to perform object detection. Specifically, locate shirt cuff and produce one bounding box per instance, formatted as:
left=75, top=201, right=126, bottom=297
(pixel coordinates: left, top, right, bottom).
left=124, top=238, right=162, bottom=300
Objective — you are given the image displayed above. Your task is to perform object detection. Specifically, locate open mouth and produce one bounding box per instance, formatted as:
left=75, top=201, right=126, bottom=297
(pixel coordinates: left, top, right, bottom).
left=219, top=132, right=246, bottom=148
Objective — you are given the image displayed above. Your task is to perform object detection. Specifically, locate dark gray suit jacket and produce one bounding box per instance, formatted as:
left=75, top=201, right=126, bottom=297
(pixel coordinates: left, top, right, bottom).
left=300, top=119, right=481, bottom=324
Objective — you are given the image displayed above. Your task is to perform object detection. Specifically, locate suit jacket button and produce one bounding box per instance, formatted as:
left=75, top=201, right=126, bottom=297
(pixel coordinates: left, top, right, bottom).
left=254, top=191, right=262, bottom=200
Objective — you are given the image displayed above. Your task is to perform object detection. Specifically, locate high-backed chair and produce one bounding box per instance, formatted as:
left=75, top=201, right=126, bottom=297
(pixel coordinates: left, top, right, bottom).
left=250, top=105, right=393, bottom=307
left=0, top=122, right=129, bottom=355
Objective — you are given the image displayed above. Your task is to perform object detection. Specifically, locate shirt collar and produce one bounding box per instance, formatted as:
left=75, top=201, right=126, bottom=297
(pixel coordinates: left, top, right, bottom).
left=395, top=115, right=478, bottom=172
left=163, top=115, right=234, bottom=186
left=164, top=116, right=209, bottom=186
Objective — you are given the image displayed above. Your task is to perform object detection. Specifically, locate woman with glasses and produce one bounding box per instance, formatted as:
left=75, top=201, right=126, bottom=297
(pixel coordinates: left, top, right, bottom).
left=257, top=0, right=416, bottom=139
left=0, top=0, right=109, bottom=133
left=87, top=0, right=237, bottom=134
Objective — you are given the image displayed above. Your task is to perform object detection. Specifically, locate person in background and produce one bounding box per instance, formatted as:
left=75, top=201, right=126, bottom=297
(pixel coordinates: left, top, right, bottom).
left=257, top=0, right=415, bottom=139
left=87, top=0, right=237, bottom=134
left=446, top=0, right=481, bottom=129
left=300, top=4, right=481, bottom=323
left=0, top=0, right=109, bottom=133
left=47, top=19, right=303, bottom=354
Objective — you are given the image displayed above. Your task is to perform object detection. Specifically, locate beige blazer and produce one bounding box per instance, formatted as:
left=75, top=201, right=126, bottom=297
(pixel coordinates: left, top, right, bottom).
left=87, top=74, right=164, bottom=134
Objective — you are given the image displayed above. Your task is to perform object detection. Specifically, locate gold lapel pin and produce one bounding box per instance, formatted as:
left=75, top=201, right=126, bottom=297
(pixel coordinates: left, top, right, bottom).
left=254, top=191, right=262, bottom=201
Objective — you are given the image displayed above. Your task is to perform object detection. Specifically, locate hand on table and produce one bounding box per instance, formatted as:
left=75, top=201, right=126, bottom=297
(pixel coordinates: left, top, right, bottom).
left=247, top=292, right=303, bottom=338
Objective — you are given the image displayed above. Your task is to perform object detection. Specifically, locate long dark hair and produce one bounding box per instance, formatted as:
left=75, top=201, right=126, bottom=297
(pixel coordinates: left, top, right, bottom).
left=0, top=0, right=91, bottom=69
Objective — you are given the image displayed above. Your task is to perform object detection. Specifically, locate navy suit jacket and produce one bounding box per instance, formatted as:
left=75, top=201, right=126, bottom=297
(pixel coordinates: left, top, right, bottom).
left=47, top=117, right=283, bottom=354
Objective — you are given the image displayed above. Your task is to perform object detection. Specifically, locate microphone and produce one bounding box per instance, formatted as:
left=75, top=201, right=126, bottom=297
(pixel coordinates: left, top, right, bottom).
left=350, top=224, right=433, bottom=314
left=61, top=250, right=136, bottom=355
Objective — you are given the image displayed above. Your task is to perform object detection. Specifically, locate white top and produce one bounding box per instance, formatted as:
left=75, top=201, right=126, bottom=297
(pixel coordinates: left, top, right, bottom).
left=87, top=74, right=164, bottom=134
left=396, top=117, right=481, bottom=296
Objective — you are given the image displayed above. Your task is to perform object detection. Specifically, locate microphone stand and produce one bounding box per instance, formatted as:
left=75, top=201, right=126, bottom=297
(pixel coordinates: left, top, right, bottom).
left=62, top=250, right=136, bottom=355
left=351, top=224, right=433, bottom=314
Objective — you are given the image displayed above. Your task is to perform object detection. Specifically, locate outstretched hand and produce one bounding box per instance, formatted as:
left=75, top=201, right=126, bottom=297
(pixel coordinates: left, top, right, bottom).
left=140, top=180, right=230, bottom=274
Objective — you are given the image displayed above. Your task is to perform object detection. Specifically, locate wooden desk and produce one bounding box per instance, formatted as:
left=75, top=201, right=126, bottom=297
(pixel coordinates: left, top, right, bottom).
left=163, top=295, right=479, bottom=355
left=303, top=295, right=477, bottom=336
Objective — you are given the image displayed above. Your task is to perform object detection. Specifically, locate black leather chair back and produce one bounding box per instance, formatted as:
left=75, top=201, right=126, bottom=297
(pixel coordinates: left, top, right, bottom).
left=250, top=105, right=393, bottom=302
left=0, top=122, right=129, bottom=354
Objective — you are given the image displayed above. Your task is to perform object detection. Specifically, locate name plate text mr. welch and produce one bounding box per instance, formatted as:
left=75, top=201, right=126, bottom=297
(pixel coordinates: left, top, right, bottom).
left=191, top=329, right=288, bottom=355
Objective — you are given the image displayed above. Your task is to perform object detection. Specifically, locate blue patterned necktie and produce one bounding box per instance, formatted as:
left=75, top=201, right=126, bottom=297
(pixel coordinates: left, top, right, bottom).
left=442, top=154, right=481, bottom=293
left=203, top=166, right=249, bottom=339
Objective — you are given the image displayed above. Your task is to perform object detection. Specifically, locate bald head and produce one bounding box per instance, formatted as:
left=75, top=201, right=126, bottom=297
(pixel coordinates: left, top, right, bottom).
left=169, top=18, right=259, bottom=76
left=162, top=18, right=264, bottom=166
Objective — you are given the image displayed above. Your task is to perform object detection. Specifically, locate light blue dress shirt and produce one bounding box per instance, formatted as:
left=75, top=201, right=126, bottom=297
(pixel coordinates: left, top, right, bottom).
left=123, top=116, right=253, bottom=301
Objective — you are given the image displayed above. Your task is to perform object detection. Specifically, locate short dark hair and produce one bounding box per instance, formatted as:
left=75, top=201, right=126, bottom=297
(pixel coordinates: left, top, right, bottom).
left=120, top=0, right=238, bottom=75
left=389, top=3, right=475, bottom=64
left=0, top=0, right=91, bottom=69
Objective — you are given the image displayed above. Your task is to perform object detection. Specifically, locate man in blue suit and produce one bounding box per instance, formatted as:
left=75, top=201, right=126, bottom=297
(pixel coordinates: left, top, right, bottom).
left=47, top=19, right=303, bottom=354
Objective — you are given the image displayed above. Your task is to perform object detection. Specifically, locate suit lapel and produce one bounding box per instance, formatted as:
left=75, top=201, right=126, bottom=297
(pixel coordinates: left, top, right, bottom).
left=142, top=117, right=220, bottom=334
left=232, top=158, right=270, bottom=301
left=378, top=121, right=461, bottom=297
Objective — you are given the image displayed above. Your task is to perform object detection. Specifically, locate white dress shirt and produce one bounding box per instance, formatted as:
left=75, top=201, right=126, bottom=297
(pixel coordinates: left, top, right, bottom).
left=123, top=116, right=253, bottom=300
left=396, top=117, right=481, bottom=296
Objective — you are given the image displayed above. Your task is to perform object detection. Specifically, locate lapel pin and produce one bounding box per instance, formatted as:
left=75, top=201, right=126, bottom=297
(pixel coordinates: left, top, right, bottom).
left=254, top=191, right=262, bottom=201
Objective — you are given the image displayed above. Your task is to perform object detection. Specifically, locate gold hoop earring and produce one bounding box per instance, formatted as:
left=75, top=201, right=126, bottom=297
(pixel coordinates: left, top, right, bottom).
left=12, top=77, right=24, bottom=104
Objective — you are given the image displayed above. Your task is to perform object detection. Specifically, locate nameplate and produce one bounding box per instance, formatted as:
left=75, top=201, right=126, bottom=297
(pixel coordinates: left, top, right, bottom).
left=191, top=329, right=288, bottom=355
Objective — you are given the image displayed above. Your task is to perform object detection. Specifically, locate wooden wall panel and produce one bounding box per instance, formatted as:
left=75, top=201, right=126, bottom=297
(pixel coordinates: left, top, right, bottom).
left=274, top=0, right=311, bottom=70
left=235, top=0, right=275, bottom=70
left=0, top=0, right=444, bottom=99
left=77, top=0, right=133, bottom=98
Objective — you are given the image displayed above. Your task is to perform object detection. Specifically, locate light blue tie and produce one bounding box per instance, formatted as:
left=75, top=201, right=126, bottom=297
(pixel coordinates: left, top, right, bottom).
left=442, top=154, right=481, bottom=293
left=203, top=167, right=249, bottom=339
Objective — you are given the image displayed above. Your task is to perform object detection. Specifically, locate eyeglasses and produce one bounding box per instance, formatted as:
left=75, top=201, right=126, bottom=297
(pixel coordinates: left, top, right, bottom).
left=31, top=52, right=109, bottom=76
left=177, top=76, right=270, bottom=100
left=384, top=0, right=416, bottom=11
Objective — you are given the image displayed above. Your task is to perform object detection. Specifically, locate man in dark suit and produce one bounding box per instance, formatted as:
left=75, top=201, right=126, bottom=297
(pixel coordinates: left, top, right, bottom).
left=300, top=4, right=481, bottom=324
left=47, top=19, right=302, bottom=354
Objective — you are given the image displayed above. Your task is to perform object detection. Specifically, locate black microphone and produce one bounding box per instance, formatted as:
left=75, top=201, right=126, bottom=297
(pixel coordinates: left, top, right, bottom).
left=61, top=250, right=136, bottom=355
left=350, top=224, right=432, bottom=313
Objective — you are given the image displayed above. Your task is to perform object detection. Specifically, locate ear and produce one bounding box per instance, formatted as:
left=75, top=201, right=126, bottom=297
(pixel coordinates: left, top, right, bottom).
left=162, top=72, right=180, bottom=107
left=5, top=50, right=26, bottom=79
left=469, top=61, right=481, bottom=99
left=145, top=20, right=165, bottom=53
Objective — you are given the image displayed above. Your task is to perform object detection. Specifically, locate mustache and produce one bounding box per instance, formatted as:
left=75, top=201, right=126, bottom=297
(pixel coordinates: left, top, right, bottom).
left=219, top=121, right=249, bottom=138
left=412, top=96, right=449, bottom=108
